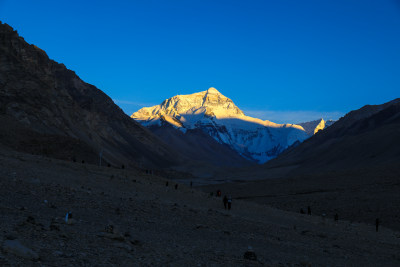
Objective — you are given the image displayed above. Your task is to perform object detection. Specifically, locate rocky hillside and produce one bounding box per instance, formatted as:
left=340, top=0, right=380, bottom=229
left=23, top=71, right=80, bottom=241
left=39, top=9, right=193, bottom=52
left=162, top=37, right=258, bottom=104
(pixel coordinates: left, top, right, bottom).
left=0, top=22, right=183, bottom=169
left=132, top=87, right=309, bottom=163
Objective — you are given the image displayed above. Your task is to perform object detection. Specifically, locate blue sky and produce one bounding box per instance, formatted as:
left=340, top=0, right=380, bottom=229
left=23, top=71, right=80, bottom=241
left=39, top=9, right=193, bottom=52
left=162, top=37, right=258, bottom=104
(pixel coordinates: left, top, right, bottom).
left=1, top=0, right=399, bottom=123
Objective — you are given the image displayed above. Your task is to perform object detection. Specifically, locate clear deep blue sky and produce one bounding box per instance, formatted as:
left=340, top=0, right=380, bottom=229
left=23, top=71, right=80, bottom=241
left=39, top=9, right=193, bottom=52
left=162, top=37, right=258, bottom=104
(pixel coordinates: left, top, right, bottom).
left=1, top=0, right=399, bottom=123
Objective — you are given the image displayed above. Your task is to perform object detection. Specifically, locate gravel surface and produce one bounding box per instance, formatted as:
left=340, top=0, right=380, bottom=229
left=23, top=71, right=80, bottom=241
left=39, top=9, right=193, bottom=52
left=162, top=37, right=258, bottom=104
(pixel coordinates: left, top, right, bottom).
left=1, top=147, right=400, bottom=266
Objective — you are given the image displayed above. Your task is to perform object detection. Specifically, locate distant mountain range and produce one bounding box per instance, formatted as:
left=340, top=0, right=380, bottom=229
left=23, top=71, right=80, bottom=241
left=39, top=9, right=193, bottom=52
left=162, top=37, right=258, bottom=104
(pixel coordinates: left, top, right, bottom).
left=132, top=88, right=333, bottom=163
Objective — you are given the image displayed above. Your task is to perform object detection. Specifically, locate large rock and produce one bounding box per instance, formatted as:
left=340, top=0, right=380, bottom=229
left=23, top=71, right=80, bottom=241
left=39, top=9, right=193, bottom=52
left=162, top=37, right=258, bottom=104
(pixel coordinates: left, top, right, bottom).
left=3, top=239, right=39, bottom=260
left=243, top=246, right=257, bottom=261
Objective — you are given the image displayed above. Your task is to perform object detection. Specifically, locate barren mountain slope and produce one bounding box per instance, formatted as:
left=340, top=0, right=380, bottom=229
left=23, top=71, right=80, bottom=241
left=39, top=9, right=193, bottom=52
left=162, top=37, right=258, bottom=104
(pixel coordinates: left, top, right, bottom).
left=264, top=98, right=400, bottom=175
left=0, top=22, right=183, bottom=169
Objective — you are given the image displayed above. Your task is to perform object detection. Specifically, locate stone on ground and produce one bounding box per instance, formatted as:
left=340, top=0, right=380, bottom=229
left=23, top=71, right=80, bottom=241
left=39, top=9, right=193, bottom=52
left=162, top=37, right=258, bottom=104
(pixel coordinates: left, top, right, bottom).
left=3, top=239, right=39, bottom=261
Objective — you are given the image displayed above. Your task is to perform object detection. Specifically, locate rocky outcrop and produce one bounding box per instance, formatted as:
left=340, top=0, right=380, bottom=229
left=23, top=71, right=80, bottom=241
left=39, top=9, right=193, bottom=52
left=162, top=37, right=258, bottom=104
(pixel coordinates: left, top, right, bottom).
left=3, top=239, right=39, bottom=261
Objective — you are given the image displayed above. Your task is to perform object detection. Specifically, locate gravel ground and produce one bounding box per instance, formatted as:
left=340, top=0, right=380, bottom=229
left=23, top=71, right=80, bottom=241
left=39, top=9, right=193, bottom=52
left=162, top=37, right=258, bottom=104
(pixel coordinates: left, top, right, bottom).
left=1, top=147, right=400, bottom=266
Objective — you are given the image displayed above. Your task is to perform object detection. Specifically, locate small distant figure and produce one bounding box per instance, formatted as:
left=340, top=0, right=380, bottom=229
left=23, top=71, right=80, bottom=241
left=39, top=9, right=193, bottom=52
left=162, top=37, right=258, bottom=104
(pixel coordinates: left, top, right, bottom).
left=227, top=196, right=232, bottom=210
left=65, top=211, right=72, bottom=223
left=223, top=195, right=228, bottom=209
left=334, top=213, right=339, bottom=222
left=166, top=181, right=169, bottom=187
left=175, top=184, right=178, bottom=190
left=376, top=218, right=380, bottom=232
left=217, top=190, right=222, bottom=197
left=300, top=208, right=305, bottom=214
left=307, top=206, right=311, bottom=215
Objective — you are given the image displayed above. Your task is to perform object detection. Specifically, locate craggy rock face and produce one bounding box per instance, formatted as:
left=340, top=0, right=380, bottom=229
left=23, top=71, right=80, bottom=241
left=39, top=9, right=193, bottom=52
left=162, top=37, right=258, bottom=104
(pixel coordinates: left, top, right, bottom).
left=0, top=21, right=182, bottom=169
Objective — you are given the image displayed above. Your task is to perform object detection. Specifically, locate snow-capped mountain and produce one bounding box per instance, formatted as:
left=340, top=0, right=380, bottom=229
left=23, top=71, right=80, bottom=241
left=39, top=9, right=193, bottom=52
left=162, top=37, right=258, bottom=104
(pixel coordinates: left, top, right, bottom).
left=299, top=119, right=335, bottom=136
left=132, top=87, right=309, bottom=163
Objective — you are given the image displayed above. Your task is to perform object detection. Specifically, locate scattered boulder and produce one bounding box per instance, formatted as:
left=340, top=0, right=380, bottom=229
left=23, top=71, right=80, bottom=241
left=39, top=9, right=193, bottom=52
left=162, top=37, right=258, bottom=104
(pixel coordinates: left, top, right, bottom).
left=243, top=246, right=257, bottom=261
left=52, top=250, right=64, bottom=257
left=115, top=208, right=121, bottom=215
left=49, top=219, right=60, bottom=231
left=3, top=239, right=39, bottom=261
left=105, top=224, right=115, bottom=234
left=26, top=216, right=35, bottom=224
left=98, top=224, right=125, bottom=241
left=195, top=224, right=208, bottom=230
left=129, top=239, right=143, bottom=246
left=114, top=242, right=132, bottom=251
left=98, top=232, right=125, bottom=241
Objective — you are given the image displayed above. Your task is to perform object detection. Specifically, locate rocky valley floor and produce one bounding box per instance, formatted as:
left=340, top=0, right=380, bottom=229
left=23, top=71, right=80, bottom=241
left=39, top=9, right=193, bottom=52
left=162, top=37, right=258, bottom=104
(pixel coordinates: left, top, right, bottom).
left=1, top=147, right=400, bottom=266
left=201, top=165, right=400, bottom=233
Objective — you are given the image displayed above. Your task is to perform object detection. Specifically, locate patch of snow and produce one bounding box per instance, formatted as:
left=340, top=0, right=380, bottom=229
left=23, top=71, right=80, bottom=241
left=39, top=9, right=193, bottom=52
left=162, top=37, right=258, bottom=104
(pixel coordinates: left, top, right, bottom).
left=299, top=118, right=336, bottom=136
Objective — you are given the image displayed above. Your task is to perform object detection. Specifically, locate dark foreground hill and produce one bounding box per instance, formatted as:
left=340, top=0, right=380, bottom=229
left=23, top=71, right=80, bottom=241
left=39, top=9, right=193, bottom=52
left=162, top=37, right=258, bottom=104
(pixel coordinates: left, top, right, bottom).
left=202, top=99, right=400, bottom=231
left=1, top=146, right=400, bottom=266
left=0, top=21, right=184, bottom=170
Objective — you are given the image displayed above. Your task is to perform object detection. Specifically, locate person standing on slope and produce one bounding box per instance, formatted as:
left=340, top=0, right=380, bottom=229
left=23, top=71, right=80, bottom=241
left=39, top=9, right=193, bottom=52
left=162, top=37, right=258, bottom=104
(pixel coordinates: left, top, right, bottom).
left=223, top=195, right=228, bottom=209
left=227, top=196, right=232, bottom=210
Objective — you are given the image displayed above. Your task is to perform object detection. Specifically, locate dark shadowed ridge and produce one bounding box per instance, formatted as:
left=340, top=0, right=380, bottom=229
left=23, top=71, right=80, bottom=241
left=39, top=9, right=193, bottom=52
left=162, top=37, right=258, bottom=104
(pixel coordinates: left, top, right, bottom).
left=0, top=21, right=185, bottom=170
left=147, top=122, right=255, bottom=178
left=263, top=98, right=400, bottom=175
left=149, top=122, right=254, bottom=167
